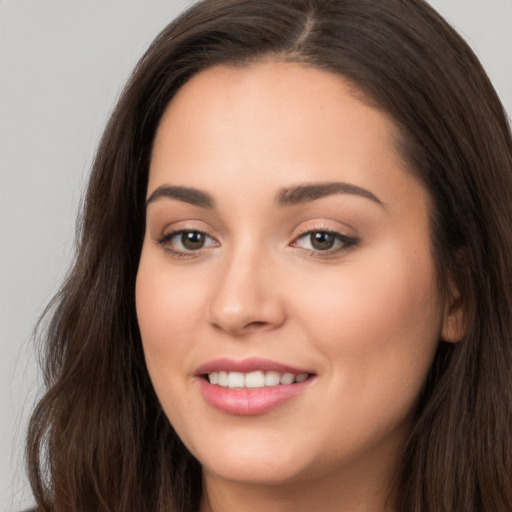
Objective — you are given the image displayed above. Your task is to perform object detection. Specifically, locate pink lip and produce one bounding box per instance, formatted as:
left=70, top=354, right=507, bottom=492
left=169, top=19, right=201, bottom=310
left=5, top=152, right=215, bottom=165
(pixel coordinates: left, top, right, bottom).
left=198, top=378, right=313, bottom=416
left=195, top=357, right=316, bottom=416
left=195, top=357, right=313, bottom=375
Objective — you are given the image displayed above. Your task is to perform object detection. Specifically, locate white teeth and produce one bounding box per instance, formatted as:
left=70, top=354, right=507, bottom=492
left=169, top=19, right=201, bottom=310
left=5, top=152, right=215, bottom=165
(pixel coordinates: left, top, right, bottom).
left=280, top=373, right=295, bottom=385
left=218, top=371, right=228, bottom=387
left=227, top=372, right=245, bottom=389
left=245, top=371, right=265, bottom=388
left=207, top=370, right=310, bottom=389
left=265, top=371, right=280, bottom=386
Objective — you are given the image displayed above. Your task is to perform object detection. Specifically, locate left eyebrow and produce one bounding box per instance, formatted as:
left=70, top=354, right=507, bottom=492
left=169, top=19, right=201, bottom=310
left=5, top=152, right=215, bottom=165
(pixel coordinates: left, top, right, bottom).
left=146, top=185, right=215, bottom=208
left=276, top=182, right=385, bottom=208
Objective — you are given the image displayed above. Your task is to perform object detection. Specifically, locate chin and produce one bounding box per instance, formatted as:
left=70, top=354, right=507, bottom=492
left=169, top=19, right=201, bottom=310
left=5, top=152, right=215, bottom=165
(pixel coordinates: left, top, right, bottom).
left=202, top=455, right=311, bottom=486
left=185, top=428, right=317, bottom=485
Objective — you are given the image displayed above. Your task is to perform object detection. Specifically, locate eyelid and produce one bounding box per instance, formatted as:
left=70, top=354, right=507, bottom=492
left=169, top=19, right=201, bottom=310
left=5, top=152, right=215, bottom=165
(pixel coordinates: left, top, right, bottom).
left=289, top=221, right=359, bottom=256
left=157, top=229, right=220, bottom=259
left=151, top=218, right=217, bottom=242
left=291, top=219, right=357, bottom=240
left=154, top=220, right=220, bottom=258
left=152, top=219, right=358, bottom=258
left=158, top=228, right=216, bottom=245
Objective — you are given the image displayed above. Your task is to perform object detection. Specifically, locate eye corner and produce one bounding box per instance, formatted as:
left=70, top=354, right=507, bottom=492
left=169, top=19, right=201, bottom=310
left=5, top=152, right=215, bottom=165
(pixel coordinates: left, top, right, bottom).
left=290, top=228, right=359, bottom=258
left=156, top=228, right=220, bottom=259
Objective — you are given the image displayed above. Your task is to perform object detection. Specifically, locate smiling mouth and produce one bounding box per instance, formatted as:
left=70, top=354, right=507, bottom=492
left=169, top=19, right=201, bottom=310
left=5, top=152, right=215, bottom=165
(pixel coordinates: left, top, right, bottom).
left=205, top=370, right=312, bottom=389
left=198, top=362, right=316, bottom=415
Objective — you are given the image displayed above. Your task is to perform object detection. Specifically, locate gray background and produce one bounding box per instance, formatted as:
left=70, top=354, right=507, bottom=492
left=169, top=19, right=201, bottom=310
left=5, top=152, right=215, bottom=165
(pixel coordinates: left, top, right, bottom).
left=1, top=1, right=510, bottom=510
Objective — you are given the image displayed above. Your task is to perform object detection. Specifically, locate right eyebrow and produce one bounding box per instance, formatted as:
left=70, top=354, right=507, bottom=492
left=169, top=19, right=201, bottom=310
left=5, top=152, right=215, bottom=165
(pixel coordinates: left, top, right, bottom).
left=276, top=181, right=385, bottom=208
left=146, top=185, right=215, bottom=209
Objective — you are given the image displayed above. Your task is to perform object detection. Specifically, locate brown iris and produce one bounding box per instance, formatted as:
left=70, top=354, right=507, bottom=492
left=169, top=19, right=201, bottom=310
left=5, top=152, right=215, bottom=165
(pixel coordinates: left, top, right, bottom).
left=181, top=231, right=206, bottom=250
left=310, top=232, right=336, bottom=250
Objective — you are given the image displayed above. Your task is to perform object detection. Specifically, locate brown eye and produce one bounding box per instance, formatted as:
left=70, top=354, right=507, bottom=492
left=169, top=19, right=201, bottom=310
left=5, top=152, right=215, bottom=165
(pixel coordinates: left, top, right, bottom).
left=292, top=230, right=358, bottom=255
left=158, top=229, right=218, bottom=255
left=310, top=232, right=336, bottom=250
left=181, top=231, right=206, bottom=250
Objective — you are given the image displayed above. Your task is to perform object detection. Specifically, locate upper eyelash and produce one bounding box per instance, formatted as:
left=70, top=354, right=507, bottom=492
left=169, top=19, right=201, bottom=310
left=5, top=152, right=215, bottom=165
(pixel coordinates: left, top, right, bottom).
left=291, top=229, right=359, bottom=255
left=156, top=228, right=358, bottom=258
left=157, top=229, right=216, bottom=257
left=157, top=228, right=211, bottom=243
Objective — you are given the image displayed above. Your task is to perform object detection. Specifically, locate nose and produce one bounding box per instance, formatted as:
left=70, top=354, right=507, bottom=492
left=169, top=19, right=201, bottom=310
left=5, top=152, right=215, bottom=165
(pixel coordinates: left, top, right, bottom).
left=207, top=247, right=286, bottom=335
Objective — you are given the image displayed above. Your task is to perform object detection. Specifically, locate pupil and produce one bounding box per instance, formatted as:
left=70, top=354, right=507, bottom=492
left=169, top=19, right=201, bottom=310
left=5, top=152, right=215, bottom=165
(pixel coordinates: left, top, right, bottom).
left=311, top=232, right=335, bottom=250
left=182, top=231, right=205, bottom=250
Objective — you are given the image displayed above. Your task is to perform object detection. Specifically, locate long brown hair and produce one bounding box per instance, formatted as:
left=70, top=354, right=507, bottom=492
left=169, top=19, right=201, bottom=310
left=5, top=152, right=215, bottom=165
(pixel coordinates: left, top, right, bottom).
left=27, top=1, right=512, bottom=510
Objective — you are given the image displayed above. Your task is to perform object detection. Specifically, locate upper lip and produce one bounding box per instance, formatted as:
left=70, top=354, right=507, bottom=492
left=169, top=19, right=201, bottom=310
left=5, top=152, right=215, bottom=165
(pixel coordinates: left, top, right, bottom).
left=196, top=357, right=314, bottom=376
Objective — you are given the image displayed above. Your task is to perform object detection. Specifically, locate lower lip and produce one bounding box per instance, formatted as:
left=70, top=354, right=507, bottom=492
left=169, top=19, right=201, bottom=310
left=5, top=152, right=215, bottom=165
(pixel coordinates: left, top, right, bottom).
left=198, top=378, right=313, bottom=416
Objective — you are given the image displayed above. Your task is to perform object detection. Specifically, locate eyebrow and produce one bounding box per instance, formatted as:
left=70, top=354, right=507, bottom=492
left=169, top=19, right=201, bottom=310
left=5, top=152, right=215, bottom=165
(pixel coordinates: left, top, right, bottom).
left=146, top=185, right=215, bottom=208
left=146, top=181, right=384, bottom=209
left=276, top=182, right=385, bottom=208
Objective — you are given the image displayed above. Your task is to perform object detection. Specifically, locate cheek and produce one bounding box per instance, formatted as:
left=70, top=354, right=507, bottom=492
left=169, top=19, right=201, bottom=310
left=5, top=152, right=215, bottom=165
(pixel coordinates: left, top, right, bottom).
left=136, top=254, right=204, bottom=345
left=135, top=249, right=208, bottom=398
left=289, top=242, right=442, bottom=409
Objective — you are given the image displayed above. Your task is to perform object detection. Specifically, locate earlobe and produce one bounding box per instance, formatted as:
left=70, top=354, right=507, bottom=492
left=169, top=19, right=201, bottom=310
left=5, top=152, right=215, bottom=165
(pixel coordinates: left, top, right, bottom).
left=441, top=292, right=467, bottom=343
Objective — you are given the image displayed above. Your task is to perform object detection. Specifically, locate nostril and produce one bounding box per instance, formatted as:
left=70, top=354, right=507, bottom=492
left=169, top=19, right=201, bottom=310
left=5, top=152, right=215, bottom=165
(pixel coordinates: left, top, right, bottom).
left=246, top=321, right=268, bottom=329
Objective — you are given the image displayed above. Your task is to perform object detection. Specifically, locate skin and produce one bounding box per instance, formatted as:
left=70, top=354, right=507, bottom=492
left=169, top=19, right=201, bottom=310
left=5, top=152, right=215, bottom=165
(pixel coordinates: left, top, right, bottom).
left=136, top=61, right=463, bottom=512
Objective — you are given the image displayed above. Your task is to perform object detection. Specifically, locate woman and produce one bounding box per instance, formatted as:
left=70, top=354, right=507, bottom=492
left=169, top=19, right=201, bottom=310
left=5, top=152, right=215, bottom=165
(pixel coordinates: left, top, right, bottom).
left=26, top=0, right=512, bottom=511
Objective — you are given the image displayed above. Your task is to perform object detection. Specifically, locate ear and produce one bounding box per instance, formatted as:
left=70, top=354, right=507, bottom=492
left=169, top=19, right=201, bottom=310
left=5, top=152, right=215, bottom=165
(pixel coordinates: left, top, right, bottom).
left=441, top=285, right=467, bottom=343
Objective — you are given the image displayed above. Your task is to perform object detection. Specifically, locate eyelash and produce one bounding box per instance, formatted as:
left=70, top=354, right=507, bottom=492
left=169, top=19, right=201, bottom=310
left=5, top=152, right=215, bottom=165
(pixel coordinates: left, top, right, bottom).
left=157, top=228, right=358, bottom=259
left=291, top=229, right=358, bottom=257
left=157, top=229, right=218, bottom=258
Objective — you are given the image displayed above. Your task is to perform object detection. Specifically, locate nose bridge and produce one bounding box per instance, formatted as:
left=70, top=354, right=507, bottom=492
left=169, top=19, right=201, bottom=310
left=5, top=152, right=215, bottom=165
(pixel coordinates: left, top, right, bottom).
left=207, top=236, right=284, bottom=333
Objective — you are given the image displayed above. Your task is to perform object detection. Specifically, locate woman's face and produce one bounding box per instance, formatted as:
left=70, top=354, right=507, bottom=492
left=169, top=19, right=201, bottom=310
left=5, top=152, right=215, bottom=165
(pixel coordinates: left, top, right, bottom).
left=136, top=62, right=457, bottom=489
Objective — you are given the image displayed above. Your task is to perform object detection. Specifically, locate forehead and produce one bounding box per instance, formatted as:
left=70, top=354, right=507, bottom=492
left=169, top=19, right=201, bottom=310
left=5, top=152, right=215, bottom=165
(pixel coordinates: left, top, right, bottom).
left=148, top=61, right=417, bottom=211
left=153, top=60, right=397, bottom=147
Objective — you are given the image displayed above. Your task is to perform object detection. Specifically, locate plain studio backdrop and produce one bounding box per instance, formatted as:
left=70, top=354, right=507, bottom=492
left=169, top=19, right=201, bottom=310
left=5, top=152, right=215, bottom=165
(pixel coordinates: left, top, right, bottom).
left=0, top=1, right=510, bottom=510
